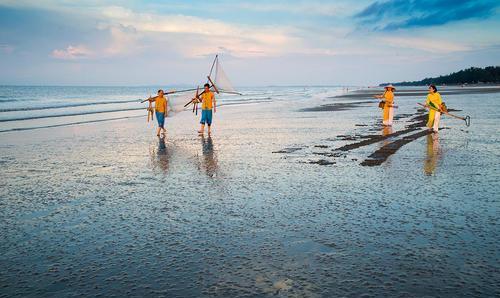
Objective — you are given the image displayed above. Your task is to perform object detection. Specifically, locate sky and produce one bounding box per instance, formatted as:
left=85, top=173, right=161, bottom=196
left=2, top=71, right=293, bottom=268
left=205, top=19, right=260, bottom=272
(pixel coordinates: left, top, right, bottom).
left=0, top=0, right=499, bottom=86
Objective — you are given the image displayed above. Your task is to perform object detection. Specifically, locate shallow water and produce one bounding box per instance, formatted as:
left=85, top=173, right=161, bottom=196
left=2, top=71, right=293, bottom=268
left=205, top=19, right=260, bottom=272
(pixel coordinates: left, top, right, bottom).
left=0, top=86, right=499, bottom=297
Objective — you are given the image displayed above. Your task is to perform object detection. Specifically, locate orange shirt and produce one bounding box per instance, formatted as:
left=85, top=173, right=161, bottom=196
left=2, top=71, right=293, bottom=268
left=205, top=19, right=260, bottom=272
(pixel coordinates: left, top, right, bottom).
left=383, top=90, right=394, bottom=104
left=155, top=96, right=167, bottom=113
left=201, top=91, right=215, bottom=110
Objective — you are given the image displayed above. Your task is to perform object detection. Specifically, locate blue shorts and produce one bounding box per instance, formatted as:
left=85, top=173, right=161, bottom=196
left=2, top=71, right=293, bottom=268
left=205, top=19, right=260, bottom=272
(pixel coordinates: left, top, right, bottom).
left=156, top=111, right=165, bottom=128
left=200, top=109, right=213, bottom=126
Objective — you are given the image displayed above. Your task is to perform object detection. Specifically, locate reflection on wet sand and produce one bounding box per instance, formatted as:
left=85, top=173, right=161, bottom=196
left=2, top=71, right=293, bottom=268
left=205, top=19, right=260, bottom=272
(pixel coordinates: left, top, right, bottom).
left=382, top=126, right=393, bottom=146
left=199, top=136, right=218, bottom=178
left=150, top=136, right=170, bottom=173
left=424, top=133, right=441, bottom=176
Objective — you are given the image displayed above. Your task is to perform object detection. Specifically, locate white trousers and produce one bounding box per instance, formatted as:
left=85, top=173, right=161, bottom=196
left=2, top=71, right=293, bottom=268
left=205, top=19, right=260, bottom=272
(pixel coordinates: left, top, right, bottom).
left=433, top=111, right=441, bottom=132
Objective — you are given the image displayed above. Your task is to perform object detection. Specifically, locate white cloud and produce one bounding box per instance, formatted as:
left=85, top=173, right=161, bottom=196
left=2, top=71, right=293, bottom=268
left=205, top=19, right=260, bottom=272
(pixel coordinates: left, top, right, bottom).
left=93, top=6, right=307, bottom=58
left=0, top=2, right=347, bottom=59
left=103, top=24, right=141, bottom=56
left=51, top=45, right=93, bottom=59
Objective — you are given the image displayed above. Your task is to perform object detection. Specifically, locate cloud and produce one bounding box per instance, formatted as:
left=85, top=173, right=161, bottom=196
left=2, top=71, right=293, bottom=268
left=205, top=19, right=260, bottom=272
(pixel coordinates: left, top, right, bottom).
left=0, top=2, right=348, bottom=59
left=355, top=0, right=500, bottom=31
left=103, top=24, right=141, bottom=56
left=381, top=36, right=471, bottom=53
left=233, top=2, right=343, bottom=17
left=51, top=45, right=92, bottom=59
left=91, top=5, right=310, bottom=58
left=0, top=44, right=15, bottom=54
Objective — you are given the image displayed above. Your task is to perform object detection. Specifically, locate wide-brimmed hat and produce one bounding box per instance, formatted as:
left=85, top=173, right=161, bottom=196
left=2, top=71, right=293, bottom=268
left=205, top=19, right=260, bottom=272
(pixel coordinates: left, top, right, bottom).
left=384, top=84, right=396, bottom=91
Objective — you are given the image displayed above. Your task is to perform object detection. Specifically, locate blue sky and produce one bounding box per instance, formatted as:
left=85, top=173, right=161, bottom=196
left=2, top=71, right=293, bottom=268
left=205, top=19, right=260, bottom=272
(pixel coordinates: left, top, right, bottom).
left=0, top=0, right=499, bottom=86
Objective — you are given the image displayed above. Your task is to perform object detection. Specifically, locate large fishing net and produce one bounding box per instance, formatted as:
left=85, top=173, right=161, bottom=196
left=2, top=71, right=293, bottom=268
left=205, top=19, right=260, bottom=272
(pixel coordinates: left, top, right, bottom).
left=211, top=56, right=240, bottom=95
left=168, top=92, right=194, bottom=114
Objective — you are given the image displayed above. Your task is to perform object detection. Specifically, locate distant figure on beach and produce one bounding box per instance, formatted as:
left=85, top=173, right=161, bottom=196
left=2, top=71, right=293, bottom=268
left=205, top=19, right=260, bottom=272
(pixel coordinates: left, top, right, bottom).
left=425, top=84, right=442, bottom=133
left=147, top=89, right=168, bottom=137
left=198, top=83, right=216, bottom=136
left=374, top=84, right=395, bottom=126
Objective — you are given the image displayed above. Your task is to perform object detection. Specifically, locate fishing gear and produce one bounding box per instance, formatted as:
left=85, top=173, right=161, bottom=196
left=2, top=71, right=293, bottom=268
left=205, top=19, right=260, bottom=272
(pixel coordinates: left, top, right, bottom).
left=141, top=88, right=198, bottom=103
left=183, top=54, right=241, bottom=109
left=377, top=101, right=398, bottom=109
left=147, top=100, right=154, bottom=122
left=417, top=103, right=470, bottom=127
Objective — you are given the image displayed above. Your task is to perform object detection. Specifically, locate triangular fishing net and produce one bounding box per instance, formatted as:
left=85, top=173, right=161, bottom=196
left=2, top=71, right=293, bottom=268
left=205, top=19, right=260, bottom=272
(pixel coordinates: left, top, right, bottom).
left=210, top=56, right=240, bottom=95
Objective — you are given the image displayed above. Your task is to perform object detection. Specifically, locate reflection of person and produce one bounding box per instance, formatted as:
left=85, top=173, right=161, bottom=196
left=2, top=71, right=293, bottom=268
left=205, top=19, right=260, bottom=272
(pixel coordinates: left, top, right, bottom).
left=424, top=133, right=440, bottom=176
left=382, top=125, right=393, bottom=145
left=424, top=84, right=442, bottom=133
left=374, top=84, right=396, bottom=126
left=198, top=83, right=216, bottom=136
left=153, top=137, right=170, bottom=173
left=201, top=136, right=218, bottom=177
left=147, top=89, right=168, bottom=137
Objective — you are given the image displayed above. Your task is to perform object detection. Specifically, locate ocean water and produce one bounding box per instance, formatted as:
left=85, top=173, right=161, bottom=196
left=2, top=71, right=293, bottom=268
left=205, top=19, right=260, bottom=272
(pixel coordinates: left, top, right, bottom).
left=0, top=85, right=499, bottom=297
left=0, top=85, right=343, bottom=133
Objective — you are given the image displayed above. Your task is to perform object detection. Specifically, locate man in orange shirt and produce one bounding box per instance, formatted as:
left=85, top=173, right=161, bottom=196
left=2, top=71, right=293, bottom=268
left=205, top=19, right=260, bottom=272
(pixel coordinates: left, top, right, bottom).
left=148, top=89, right=168, bottom=137
left=198, top=83, right=216, bottom=136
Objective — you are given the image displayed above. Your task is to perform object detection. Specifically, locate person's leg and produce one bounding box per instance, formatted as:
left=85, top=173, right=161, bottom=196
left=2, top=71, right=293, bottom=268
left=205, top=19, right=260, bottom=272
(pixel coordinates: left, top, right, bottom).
left=426, top=110, right=435, bottom=129
left=162, top=113, right=166, bottom=134
left=207, top=110, right=212, bottom=135
left=156, top=111, right=163, bottom=136
left=382, top=106, right=389, bottom=125
left=433, top=112, right=440, bottom=132
left=388, top=107, right=394, bottom=126
left=199, top=110, right=205, bottom=134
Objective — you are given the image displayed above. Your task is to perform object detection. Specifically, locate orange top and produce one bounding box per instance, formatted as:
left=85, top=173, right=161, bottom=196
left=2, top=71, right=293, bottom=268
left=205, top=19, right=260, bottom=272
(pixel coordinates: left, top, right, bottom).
left=155, top=96, right=167, bottom=113
left=383, top=90, right=394, bottom=104
left=201, top=91, right=215, bottom=110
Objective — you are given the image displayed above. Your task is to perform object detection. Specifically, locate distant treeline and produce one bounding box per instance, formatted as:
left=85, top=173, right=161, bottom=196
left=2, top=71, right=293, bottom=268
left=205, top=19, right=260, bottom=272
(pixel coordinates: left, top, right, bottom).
left=380, top=66, right=500, bottom=86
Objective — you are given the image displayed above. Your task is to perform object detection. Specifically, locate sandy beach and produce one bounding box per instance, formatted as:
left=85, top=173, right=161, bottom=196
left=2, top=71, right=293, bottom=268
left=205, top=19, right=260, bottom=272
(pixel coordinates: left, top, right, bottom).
left=1, top=86, right=499, bottom=297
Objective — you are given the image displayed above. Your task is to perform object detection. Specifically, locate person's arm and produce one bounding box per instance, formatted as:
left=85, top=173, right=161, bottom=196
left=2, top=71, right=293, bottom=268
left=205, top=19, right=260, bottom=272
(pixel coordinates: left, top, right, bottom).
left=374, top=91, right=385, bottom=99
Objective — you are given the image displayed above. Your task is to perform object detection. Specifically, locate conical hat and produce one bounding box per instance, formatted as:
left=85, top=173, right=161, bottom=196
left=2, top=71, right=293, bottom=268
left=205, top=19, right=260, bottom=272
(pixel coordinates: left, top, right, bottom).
left=384, top=84, right=396, bottom=91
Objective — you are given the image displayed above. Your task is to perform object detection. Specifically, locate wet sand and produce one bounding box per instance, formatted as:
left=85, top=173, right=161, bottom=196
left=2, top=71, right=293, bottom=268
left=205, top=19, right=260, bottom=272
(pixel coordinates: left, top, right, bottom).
left=331, top=85, right=500, bottom=100
left=1, top=86, right=499, bottom=297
